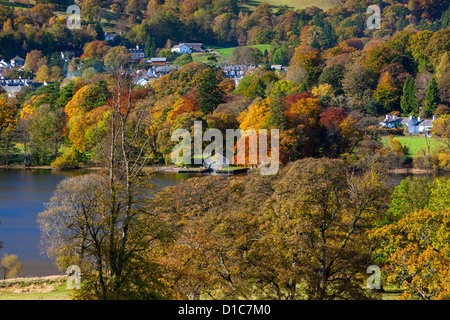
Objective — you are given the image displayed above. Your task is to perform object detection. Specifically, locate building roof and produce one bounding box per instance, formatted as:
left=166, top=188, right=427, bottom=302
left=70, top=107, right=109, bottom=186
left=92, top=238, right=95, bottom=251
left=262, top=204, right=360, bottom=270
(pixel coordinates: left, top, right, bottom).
left=172, top=43, right=188, bottom=49
left=172, top=43, right=203, bottom=49
left=129, top=46, right=144, bottom=53
left=421, top=119, right=433, bottom=127
left=149, top=57, right=167, bottom=62
left=11, top=56, right=25, bottom=61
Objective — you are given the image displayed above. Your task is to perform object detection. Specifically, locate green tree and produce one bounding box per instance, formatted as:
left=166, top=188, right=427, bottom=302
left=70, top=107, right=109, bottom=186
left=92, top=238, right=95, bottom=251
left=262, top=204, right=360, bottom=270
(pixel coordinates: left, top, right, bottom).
left=422, top=76, right=441, bottom=116
left=173, top=54, right=193, bottom=66
left=400, top=77, right=419, bottom=115
left=198, top=67, right=224, bottom=114
left=378, top=176, right=432, bottom=226
left=29, top=104, right=64, bottom=165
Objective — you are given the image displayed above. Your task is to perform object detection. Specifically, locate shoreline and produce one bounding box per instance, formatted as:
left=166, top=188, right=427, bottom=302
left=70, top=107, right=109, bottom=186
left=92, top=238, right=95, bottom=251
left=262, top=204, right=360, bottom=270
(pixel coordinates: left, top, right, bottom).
left=1, top=164, right=448, bottom=175
left=0, top=164, right=181, bottom=173
left=386, top=168, right=448, bottom=174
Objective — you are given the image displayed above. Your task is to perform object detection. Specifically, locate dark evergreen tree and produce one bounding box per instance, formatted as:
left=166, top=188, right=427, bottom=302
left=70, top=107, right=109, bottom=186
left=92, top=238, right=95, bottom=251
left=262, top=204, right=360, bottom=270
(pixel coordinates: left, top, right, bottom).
left=400, top=77, right=419, bottom=115
left=422, top=76, right=441, bottom=116
left=198, top=67, right=224, bottom=114
left=268, top=94, right=288, bottom=130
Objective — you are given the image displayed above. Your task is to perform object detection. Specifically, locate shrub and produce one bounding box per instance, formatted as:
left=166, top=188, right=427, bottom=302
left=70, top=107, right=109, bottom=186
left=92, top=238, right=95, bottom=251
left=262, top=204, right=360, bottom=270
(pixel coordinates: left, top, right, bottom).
left=51, top=149, right=81, bottom=170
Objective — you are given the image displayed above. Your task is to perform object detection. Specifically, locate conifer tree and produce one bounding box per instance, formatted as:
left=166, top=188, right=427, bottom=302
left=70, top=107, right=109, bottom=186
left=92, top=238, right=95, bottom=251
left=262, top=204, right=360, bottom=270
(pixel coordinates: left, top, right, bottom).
left=400, top=77, right=418, bottom=115
left=423, top=76, right=441, bottom=116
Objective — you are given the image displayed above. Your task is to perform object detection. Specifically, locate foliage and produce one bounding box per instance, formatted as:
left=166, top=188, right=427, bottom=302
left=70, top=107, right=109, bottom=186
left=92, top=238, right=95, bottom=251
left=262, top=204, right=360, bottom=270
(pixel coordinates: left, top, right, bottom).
left=422, top=76, right=441, bottom=117
left=1, top=254, right=22, bottom=280
left=372, top=177, right=450, bottom=300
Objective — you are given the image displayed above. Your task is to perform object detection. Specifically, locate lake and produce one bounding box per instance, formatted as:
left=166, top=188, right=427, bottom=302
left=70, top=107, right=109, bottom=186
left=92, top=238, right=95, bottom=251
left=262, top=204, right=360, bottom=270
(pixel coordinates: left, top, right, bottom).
left=0, top=168, right=447, bottom=277
left=0, top=168, right=203, bottom=277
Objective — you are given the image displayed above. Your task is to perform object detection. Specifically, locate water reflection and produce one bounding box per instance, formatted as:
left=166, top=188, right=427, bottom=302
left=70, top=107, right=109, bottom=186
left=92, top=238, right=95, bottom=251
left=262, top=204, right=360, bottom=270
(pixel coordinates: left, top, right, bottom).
left=0, top=168, right=196, bottom=277
left=0, top=168, right=448, bottom=277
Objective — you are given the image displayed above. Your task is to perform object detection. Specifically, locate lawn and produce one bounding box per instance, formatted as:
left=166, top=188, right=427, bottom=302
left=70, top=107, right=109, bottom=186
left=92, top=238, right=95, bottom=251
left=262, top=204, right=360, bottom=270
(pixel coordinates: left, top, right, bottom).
left=0, top=284, right=72, bottom=300
left=191, top=52, right=226, bottom=64
left=382, top=136, right=446, bottom=156
left=0, top=276, right=72, bottom=300
left=211, top=44, right=272, bottom=58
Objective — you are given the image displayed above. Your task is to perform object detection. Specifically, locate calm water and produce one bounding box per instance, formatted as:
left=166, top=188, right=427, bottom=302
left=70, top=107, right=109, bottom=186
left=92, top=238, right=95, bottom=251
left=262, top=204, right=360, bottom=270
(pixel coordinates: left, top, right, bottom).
left=0, top=168, right=202, bottom=277
left=0, top=168, right=447, bottom=277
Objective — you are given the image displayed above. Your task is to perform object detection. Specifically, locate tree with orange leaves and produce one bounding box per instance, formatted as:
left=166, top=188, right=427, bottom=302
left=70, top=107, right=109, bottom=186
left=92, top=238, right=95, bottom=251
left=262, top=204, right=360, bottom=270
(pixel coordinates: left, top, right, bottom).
left=82, top=40, right=111, bottom=61
left=372, top=177, right=450, bottom=300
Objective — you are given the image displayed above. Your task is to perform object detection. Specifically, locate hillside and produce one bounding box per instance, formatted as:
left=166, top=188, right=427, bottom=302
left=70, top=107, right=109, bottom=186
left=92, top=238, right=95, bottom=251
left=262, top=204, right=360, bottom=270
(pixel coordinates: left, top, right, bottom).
left=240, top=0, right=338, bottom=11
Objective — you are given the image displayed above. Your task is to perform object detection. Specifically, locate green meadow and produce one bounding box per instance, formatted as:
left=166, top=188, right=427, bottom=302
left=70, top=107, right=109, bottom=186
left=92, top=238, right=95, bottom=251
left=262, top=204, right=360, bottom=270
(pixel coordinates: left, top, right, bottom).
left=383, top=136, right=446, bottom=156
left=209, top=44, right=271, bottom=58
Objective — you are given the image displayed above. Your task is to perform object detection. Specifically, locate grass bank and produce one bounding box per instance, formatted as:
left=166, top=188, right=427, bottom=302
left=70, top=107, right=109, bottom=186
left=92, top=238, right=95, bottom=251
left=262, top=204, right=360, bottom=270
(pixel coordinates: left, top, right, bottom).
left=0, top=276, right=72, bottom=300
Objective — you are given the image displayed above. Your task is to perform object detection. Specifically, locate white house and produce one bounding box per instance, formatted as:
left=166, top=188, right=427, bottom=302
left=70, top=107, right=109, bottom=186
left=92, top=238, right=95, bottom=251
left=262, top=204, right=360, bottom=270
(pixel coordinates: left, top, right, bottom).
left=380, top=114, right=435, bottom=135
left=171, top=43, right=204, bottom=54
left=171, top=43, right=192, bottom=54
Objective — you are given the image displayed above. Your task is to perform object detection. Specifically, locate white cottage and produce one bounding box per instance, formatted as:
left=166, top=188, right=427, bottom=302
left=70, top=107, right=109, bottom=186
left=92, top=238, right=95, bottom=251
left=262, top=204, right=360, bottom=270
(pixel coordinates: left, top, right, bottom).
left=380, top=114, right=435, bottom=135
left=171, top=43, right=192, bottom=54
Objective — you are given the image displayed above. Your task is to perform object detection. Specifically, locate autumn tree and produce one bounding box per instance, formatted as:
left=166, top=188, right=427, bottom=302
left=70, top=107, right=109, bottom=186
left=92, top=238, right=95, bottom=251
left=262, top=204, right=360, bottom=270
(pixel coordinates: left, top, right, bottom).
left=0, top=96, right=17, bottom=164
left=40, top=68, right=163, bottom=299
left=1, top=253, right=22, bottom=279
left=35, top=64, right=50, bottom=83
left=24, top=50, right=47, bottom=74
left=82, top=41, right=111, bottom=60
left=231, top=46, right=264, bottom=65
left=81, top=0, right=101, bottom=23
left=374, top=72, right=400, bottom=113
left=372, top=177, right=450, bottom=300
left=104, top=46, right=130, bottom=70
left=342, top=63, right=373, bottom=112
left=249, top=159, right=389, bottom=299
left=435, top=53, right=450, bottom=104
left=289, top=45, right=323, bottom=86
left=149, top=159, right=390, bottom=299
left=431, top=116, right=450, bottom=150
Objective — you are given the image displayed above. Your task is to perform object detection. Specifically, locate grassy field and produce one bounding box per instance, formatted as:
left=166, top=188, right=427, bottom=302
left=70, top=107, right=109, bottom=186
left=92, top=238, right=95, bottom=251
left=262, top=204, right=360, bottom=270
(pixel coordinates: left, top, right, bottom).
left=239, top=0, right=337, bottom=12
left=0, top=276, right=72, bottom=300
left=210, top=44, right=272, bottom=58
left=382, top=136, right=445, bottom=156
left=191, top=52, right=226, bottom=64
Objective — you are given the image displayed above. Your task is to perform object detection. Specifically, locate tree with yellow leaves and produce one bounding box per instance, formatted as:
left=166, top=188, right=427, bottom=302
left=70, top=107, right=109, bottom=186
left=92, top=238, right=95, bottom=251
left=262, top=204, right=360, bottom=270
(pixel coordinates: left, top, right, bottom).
left=374, top=72, right=400, bottom=112
left=35, top=64, right=50, bottom=83
left=238, top=97, right=272, bottom=131
left=372, top=177, right=450, bottom=300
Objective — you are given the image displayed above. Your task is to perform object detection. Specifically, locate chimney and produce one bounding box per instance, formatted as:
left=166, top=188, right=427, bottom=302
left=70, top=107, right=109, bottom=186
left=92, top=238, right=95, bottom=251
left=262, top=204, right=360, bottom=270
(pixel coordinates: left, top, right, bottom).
left=393, top=114, right=397, bottom=119
left=409, top=114, right=414, bottom=121
left=385, top=114, right=390, bottom=119
left=418, top=116, right=422, bottom=122
left=432, top=115, right=435, bottom=121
